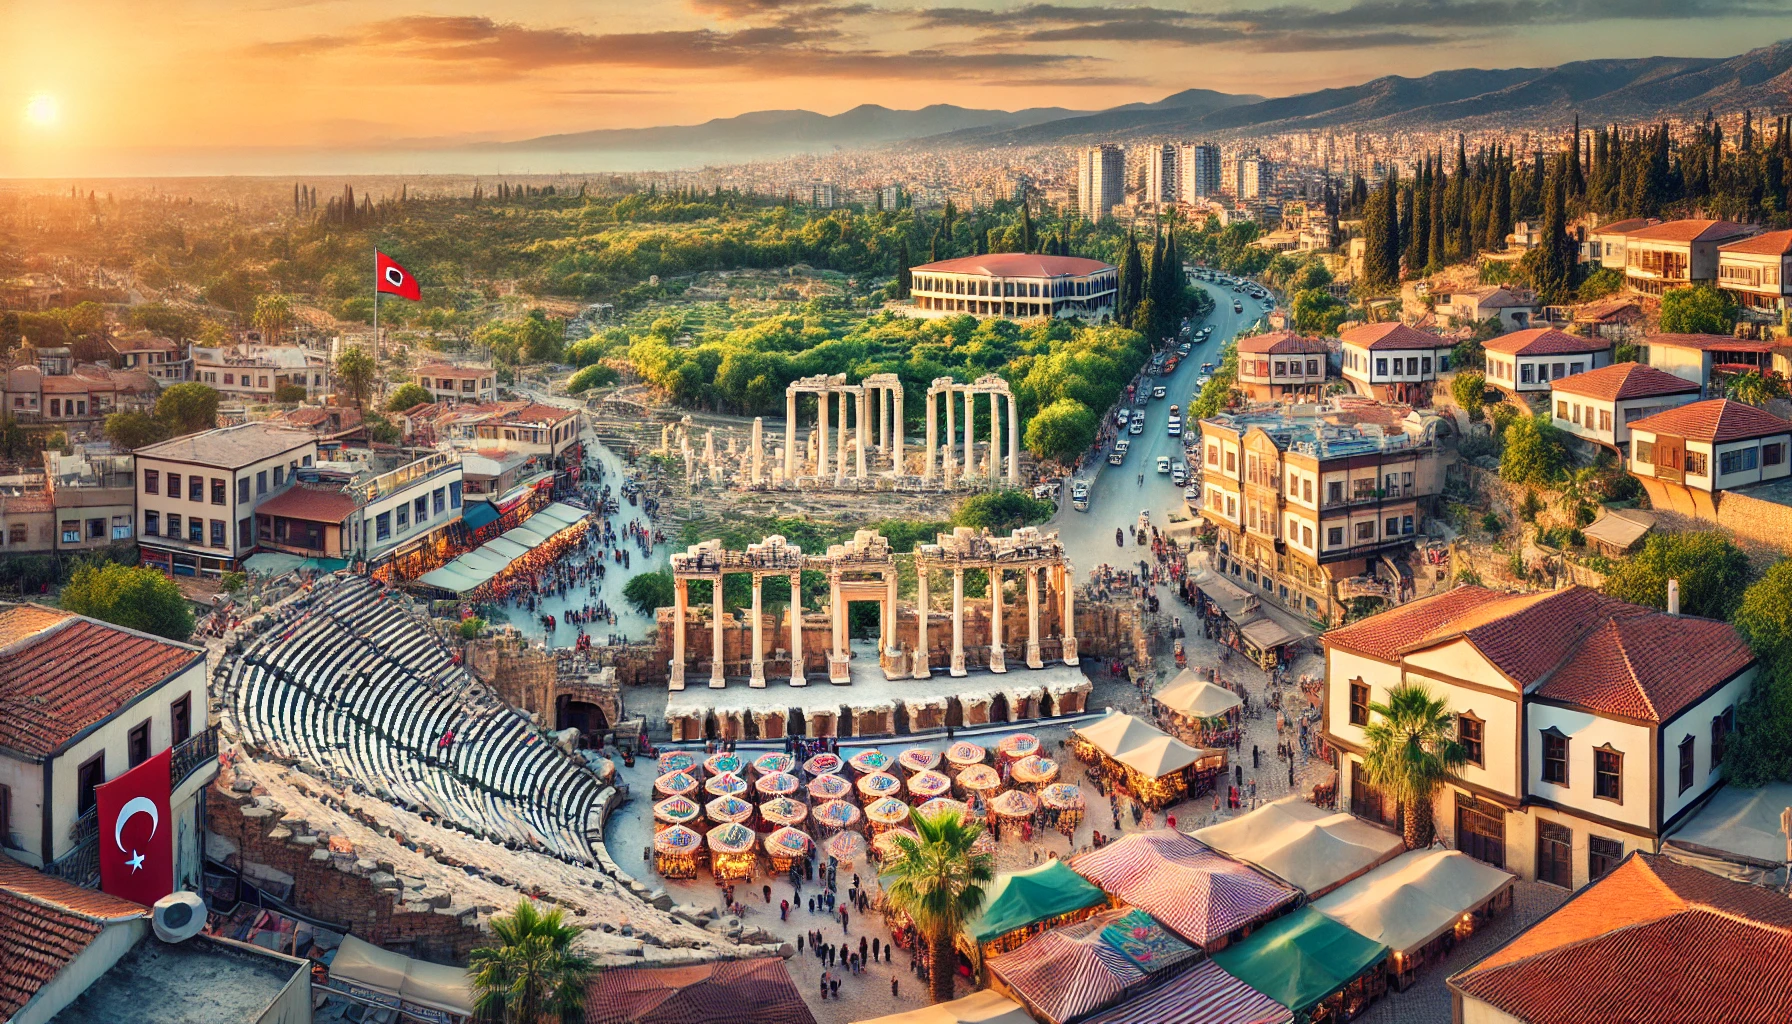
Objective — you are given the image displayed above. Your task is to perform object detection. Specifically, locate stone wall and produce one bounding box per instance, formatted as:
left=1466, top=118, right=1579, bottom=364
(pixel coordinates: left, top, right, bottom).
left=1714, top=489, right=1792, bottom=555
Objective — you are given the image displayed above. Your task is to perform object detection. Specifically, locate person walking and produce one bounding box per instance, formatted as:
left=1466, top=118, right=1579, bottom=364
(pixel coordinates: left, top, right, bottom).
left=841, top=906, right=850, bottom=934
left=892, top=977, right=900, bottom=999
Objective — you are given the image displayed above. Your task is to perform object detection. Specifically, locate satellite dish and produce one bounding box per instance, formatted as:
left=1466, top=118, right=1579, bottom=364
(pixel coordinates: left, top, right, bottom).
left=152, top=891, right=207, bottom=943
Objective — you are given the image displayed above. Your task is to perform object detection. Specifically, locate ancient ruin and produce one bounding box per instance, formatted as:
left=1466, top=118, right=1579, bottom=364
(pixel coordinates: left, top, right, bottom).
left=924, top=374, right=1021, bottom=488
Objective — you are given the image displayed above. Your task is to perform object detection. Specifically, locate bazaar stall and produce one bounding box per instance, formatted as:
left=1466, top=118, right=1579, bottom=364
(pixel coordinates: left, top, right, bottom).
left=758, top=796, right=809, bottom=831
left=918, top=797, right=969, bottom=821
left=825, top=830, right=868, bottom=867
left=808, top=773, right=853, bottom=803
left=989, top=789, right=1040, bottom=840
left=851, top=990, right=1034, bottom=1024
left=994, top=734, right=1040, bottom=769
left=908, top=770, right=952, bottom=801
left=1071, top=714, right=1205, bottom=809
left=655, top=770, right=698, bottom=799
left=1040, top=783, right=1085, bottom=838
left=1078, top=960, right=1293, bottom=1024
left=653, top=825, right=702, bottom=879
left=1010, top=755, right=1060, bottom=791
left=706, top=822, right=759, bottom=881
left=873, top=827, right=919, bottom=858
left=804, top=752, right=843, bottom=777
left=764, top=825, right=812, bottom=873
left=849, top=749, right=893, bottom=776
left=965, top=860, right=1108, bottom=960
left=945, top=742, right=988, bottom=770
left=1070, top=830, right=1298, bottom=951
left=751, top=752, right=796, bottom=778
left=813, top=799, right=863, bottom=837
left=704, top=771, right=749, bottom=798
left=1210, top=907, right=1389, bottom=1022
left=857, top=772, right=904, bottom=802
left=956, top=764, right=1003, bottom=803
left=1309, top=849, right=1514, bottom=991
left=755, top=771, right=799, bottom=799
left=986, top=907, right=1200, bottom=1024
left=704, top=751, right=745, bottom=778
left=1154, top=669, right=1244, bottom=747
left=898, top=748, right=942, bottom=775
left=864, top=797, right=911, bottom=835
left=706, top=795, right=754, bottom=826
left=653, top=796, right=702, bottom=833
left=1191, top=796, right=1405, bottom=898
left=657, top=752, right=697, bottom=775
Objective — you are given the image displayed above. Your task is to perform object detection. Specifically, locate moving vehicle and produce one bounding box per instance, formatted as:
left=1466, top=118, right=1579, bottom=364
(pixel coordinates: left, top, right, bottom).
left=1116, top=528, right=1125, bottom=546
left=1183, top=484, right=1201, bottom=505
left=1156, top=456, right=1171, bottom=474
left=1109, top=438, right=1130, bottom=465
left=1178, top=343, right=1191, bottom=356
left=1233, top=300, right=1244, bottom=313
left=1168, top=404, right=1183, bottom=436
left=1152, top=385, right=1167, bottom=399
left=1129, top=418, right=1145, bottom=435
left=1201, top=362, right=1215, bottom=372
left=1171, top=461, right=1188, bottom=485
left=1116, top=408, right=1130, bottom=426
left=1071, top=480, right=1090, bottom=511
left=1196, top=373, right=1213, bottom=388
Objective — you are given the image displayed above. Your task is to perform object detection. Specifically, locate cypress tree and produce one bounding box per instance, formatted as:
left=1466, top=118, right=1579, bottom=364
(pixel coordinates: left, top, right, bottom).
left=1117, top=231, right=1143, bottom=329
left=1532, top=160, right=1574, bottom=304
left=896, top=238, right=912, bottom=298
left=1428, top=156, right=1446, bottom=271
left=1020, top=203, right=1036, bottom=253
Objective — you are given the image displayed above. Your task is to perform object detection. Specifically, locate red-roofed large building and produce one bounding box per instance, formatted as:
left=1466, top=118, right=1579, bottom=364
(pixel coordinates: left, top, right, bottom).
left=1625, top=399, right=1792, bottom=515
left=1548, top=362, right=1701, bottom=454
left=1234, top=331, right=1332, bottom=401
left=1642, top=332, right=1773, bottom=390
left=1482, top=328, right=1612, bottom=395
left=1338, top=322, right=1456, bottom=404
left=1717, top=228, right=1792, bottom=312
left=1622, top=219, right=1759, bottom=295
left=1449, top=852, right=1792, bottom=1024
left=1324, top=585, right=1755, bottom=892
left=906, top=254, right=1118, bottom=321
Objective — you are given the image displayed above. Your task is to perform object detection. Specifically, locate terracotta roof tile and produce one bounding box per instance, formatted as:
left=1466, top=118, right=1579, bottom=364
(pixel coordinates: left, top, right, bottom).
left=912, top=253, right=1113, bottom=278
left=1451, top=854, right=1792, bottom=1024
left=1550, top=363, right=1700, bottom=402
left=1628, top=399, right=1792, bottom=444
left=1534, top=613, right=1754, bottom=721
left=0, top=609, right=203, bottom=759
left=1588, top=218, right=1657, bottom=236
left=1719, top=229, right=1792, bottom=256
left=1645, top=333, right=1775, bottom=353
left=504, top=403, right=579, bottom=425
left=1482, top=328, right=1608, bottom=357
left=1237, top=330, right=1329, bottom=355
left=414, top=363, right=490, bottom=379
left=253, top=484, right=362, bottom=523
left=0, top=858, right=145, bottom=1021
left=1339, top=322, right=1448, bottom=351
left=1623, top=219, right=1757, bottom=244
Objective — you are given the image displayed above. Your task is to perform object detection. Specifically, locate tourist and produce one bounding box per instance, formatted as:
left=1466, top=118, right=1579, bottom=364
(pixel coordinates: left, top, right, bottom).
left=892, top=977, right=899, bottom=999
left=831, top=978, right=840, bottom=999
left=797, top=933, right=804, bottom=953
left=840, top=906, right=850, bottom=933
left=873, top=937, right=881, bottom=961
left=780, top=899, right=790, bottom=921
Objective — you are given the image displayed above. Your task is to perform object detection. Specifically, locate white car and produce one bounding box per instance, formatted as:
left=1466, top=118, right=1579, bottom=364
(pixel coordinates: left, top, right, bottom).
left=1152, top=385, right=1167, bottom=399
left=1116, top=408, right=1130, bottom=426
left=1196, top=374, right=1213, bottom=388
left=1071, top=481, right=1090, bottom=511
left=1129, top=418, right=1145, bottom=435
left=1156, top=456, right=1171, bottom=474
left=1183, top=484, right=1201, bottom=503
left=1171, top=461, right=1188, bottom=485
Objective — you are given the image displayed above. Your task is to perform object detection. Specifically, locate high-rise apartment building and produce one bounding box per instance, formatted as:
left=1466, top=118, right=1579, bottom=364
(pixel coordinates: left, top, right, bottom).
left=1142, top=144, right=1178, bottom=204
left=1240, top=156, right=1274, bottom=199
left=1180, top=143, right=1221, bottom=199
left=1076, top=144, right=1125, bottom=221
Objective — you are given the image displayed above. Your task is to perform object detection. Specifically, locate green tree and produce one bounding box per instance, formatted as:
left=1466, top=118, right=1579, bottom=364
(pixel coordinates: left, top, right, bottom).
left=104, top=410, right=166, bottom=450
left=1725, top=369, right=1789, bottom=408
left=250, top=293, right=294, bottom=345
left=1726, top=562, right=1792, bottom=784
left=623, top=570, right=676, bottom=616
left=519, top=310, right=565, bottom=364
left=154, top=383, right=220, bottom=435
left=1360, top=683, right=1467, bottom=849
left=335, top=346, right=377, bottom=410
left=1498, top=413, right=1570, bottom=487
left=881, top=808, right=993, bottom=1004
left=1023, top=397, right=1097, bottom=466
left=1290, top=288, right=1346, bottom=335
left=61, top=562, right=194, bottom=642
left=273, top=383, right=307, bottom=403
left=1602, top=531, right=1751, bottom=620
left=467, top=900, right=595, bottom=1024
left=567, top=363, right=620, bottom=393
left=1450, top=371, right=1487, bottom=419
left=952, top=490, right=1055, bottom=533
left=386, top=383, right=433, bottom=412
left=127, top=303, right=200, bottom=343
left=1659, top=284, right=1738, bottom=335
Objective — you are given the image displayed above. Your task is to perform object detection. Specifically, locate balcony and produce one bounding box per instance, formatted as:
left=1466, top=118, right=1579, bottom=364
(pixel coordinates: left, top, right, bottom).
left=172, top=725, right=220, bottom=791
left=42, top=728, right=217, bottom=889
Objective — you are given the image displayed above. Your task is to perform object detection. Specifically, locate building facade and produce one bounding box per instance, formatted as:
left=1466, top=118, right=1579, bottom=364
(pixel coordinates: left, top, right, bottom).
left=134, top=423, right=320, bottom=577
left=1716, top=229, right=1792, bottom=313
left=411, top=363, right=497, bottom=405
left=1548, top=362, right=1701, bottom=456
left=1643, top=333, right=1774, bottom=394
left=1234, top=331, right=1332, bottom=401
left=1622, top=219, right=1758, bottom=296
left=1140, top=143, right=1178, bottom=204
left=1180, top=143, right=1220, bottom=200
left=1076, top=144, right=1125, bottom=221
left=1481, top=328, right=1612, bottom=396
left=191, top=345, right=329, bottom=401
left=907, top=254, right=1119, bottom=321
left=1338, top=322, right=1456, bottom=405
left=1626, top=399, right=1792, bottom=512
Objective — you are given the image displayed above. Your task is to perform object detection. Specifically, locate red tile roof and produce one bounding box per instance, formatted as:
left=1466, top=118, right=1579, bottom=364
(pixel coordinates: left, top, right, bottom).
left=1719, top=228, right=1792, bottom=256
left=1534, top=613, right=1754, bottom=720
left=1339, top=322, right=1447, bottom=351
left=1588, top=218, right=1658, bottom=237
left=1624, top=219, right=1757, bottom=244
left=1450, top=854, right=1792, bottom=1024
left=505, top=403, right=580, bottom=425
left=0, top=858, right=145, bottom=1021
left=253, top=484, right=362, bottom=523
left=912, top=254, right=1113, bottom=278
left=1482, top=328, right=1607, bottom=357
left=1645, top=333, right=1775, bottom=353
left=1237, top=330, right=1328, bottom=355
left=1550, top=362, right=1701, bottom=402
left=414, top=363, right=490, bottom=379
left=1628, top=399, right=1792, bottom=444
left=0, top=607, right=203, bottom=759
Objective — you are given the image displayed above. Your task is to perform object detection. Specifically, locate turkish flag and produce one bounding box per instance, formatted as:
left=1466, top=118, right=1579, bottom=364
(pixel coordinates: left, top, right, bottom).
left=96, top=748, right=174, bottom=907
left=376, top=251, right=422, bottom=301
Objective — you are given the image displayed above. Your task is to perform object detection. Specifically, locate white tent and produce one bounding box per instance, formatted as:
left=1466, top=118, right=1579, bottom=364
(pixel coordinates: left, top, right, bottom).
left=1073, top=713, right=1166, bottom=759
left=1191, top=795, right=1403, bottom=896
left=851, top=990, right=1033, bottom=1024
left=1155, top=670, right=1243, bottom=719
left=1664, top=781, right=1792, bottom=886
left=1310, top=848, right=1514, bottom=954
left=330, top=934, right=475, bottom=1018
left=1111, top=734, right=1201, bottom=778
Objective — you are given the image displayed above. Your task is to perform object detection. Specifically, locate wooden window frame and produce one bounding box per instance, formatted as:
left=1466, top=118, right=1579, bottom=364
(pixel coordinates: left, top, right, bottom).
left=127, top=719, right=152, bottom=768
left=1588, top=834, right=1625, bottom=882
left=1711, top=707, right=1732, bottom=771
left=1348, top=680, right=1370, bottom=727
left=171, top=694, right=192, bottom=747
left=1541, top=727, right=1569, bottom=786
left=1678, top=734, right=1695, bottom=795
left=1536, top=819, right=1573, bottom=889
left=1593, top=744, right=1623, bottom=803
left=76, top=751, right=106, bottom=816
left=1457, top=712, right=1485, bottom=768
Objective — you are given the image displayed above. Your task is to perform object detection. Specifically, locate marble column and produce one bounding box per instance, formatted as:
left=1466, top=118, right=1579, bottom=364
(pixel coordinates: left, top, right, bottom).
left=709, top=576, right=726, bottom=689
left=789, top=576, right=806, bottom=686
left=914, top=565, right=931, bottom=678
left=817, top=391, right=830, bottom=481
left=989, top=566, right=1007, bottom=673
left=962, top=389, right=975, bottom=480
left=855, top=389, right=868, bottom=479
left=944, top=388, right=956, bottom=487
left=883, top=569, right=898, bottom=655
left=751, top=417, right=764, bottom=486
left=988, top=391, right=1001, bottom=483
left=892, top=388, right=904, bottom=476
left=1061, top=563, right=1079, bottom=665
left=923, top=389, right=936, bottom=483
left=834, top=391, right=849, bottom=487
left=750, top=576, right=766, bottom=687
left=872, top=384, right=883, bottom=451
left=1007, top=394, right=1020, bottom=486
left=784, top=392, right=797, bottom=484
left=829, top=574, right=850, bottom=683
left=1025, top=565, right=1043, bottom=668
left=950, top=568, right=966, bottom=677
left=670, top=577, right=688, bottom=690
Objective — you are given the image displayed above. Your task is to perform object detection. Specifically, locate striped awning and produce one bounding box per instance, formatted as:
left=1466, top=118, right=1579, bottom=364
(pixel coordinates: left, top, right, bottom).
left=987, top=907, right=1198, bottom=1024
left=1078, top=960, right=1292, bottom=1024
left=1071, top=830, right=1298, bottom=947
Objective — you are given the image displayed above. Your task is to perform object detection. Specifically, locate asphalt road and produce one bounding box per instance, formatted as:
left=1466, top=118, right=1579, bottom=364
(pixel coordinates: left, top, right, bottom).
left=1049, top=277, right=1272, bottom=581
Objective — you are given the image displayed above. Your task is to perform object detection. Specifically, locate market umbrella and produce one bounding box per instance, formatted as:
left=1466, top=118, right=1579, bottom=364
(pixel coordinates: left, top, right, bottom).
left=804, top=752, right=843, bottom=777
left=653, top=796, right=700, bottom=826
left=1040, top=783, right=1085, bottom=810
left=945, top=741, right=988, bottom=768
left=706, top=795, right=754, bottom=824
left=657, top=752, right=697, bottom=775
left=856, top=772, right=903, bottom=800
left=908, top=770, right=951, bottom=800
left=825, top=830, right=868, bottom=865
left=759, top=796, right=809, bottom=828
left=813, top=799, right=863, bottom=833
left=995, top=733, right=1041, bottom=764
left=654, top=770, right=698, bottom=798
left=705, top=771, right=748, bottom=797
left=653, top=824, right=702, bottom=854
left=848, top=749, right=893, bottom=775
left=957, top=764, right=1002, bottom=796
left=755, top=771, right=799, bottom=798
left=897, top=748, right=942, bottom=774
left=808, top=773, right=853, bottom=801
left=990, top=789, right=1039, bottom=818
left=1011, top=755, right=1061, bottom=787
left=706, top=821, right=757, bottom=854
left=704, top=751, right=744, bottom=777
left=865, top=796, right=911, bottom=827
left=752, top=752, right=796, bottom=777
left=873, top=827, right=920, bottom=857
left=766, top=826, right=812, bottom=860
left=918, top=797, right=969, bottom=821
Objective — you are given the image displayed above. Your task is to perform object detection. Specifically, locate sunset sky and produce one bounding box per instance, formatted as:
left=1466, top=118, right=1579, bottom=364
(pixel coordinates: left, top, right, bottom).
left=5, top=1, right=1792, bottom=174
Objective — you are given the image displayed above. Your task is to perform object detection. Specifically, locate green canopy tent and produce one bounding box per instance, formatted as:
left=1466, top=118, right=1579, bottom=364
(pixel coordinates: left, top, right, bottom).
left=965, top=860, right=1108, bottom=957
left=1210, top=906, right=1387, bottom=1017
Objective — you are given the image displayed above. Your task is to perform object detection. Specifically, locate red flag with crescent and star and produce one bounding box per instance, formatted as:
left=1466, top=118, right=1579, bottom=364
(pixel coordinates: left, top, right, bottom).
left=96, top=748, right=174, bottom=906
left=376, top=250, right=422, bottom=301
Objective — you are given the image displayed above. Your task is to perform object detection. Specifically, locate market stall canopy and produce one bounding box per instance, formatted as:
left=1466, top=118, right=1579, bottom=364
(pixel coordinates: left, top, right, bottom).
left=849, top=990, right=1033, bottom=1024
left=415, top=501, right=588, bottom=593
left=1074, top=713, right=1168, bottom=759
left=1310, top=849, right=1513, bottom=955
left=969, top=860, right=1108, bottom=945
left=1210, top=906, right=1387, bottom=1015
left=989, top=789, right=1040, bottom=818
left=898, top=748, right=942, bottom=773
left=332, top=935, right=474, bottom=1018
left=987, top=907, right=1199, bottom=1024
left=1663, top=781, right=1792, bottom=885
left=1112, top=735, right=1202, bottom=778
left=587, top=958, right=818, bottom=1024
left=1155, top=671, right=1244, bottom=718
left=1191, top=796, right=1404, bottom=895
left=1077, top=960, right=1292, bottom=1024
left=1071, top=830, right=1297, bottom=947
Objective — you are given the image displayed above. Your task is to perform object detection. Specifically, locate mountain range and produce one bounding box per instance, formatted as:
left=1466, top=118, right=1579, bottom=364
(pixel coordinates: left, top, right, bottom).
left=495, top=39, right=1792, bottom=159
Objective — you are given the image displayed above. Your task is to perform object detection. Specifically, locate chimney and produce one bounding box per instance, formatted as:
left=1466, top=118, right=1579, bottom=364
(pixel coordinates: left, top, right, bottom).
left=1668, top=578, right=1680, bottom=616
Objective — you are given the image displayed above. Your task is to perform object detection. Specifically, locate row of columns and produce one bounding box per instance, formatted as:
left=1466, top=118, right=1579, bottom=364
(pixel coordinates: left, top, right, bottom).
left=669, top=574, right=805, bottom=691
left=916, top=562, right=1077, bottom=679
left=783, top=383, right=904, bottom=483
left=922, top=384, right=1021, bottom=487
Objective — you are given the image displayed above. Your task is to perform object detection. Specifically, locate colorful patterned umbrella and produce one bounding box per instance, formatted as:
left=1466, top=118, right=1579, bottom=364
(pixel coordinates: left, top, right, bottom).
left=957, top=763, right=1002, bottom=794
left=704, top=751, right=744, bottom=777
left=706, top=821, right=757, bottom=854
left=751, top=752, right=796, bottom=777
left=990, top=789, right=1040, bottom=818
left=1041, top=783, right=1086, bottom=810
left=706, top=795, right=754, bottom=823
left=856, top=772, right=902, bottom=799
left=705, top=771, right=749, bottom=797
left=654, top=770, right=698, bottom=797
left=995, top=733, right=1041, bottom=761
left=825, top=830, right=868, bottom=864
left=848, top=749, right=892, bottom=775
left=1012, top=755, right=1061, bottom=785
left=653, top=824, right=702, bottom=853
left=808, top=773, right=852, bottom=801
left=653, top=796, right=700, bottom=824
left=814, top=799, right=863, bottom=831
left=657, top=751, right=697, bottom=775
left=907, top=770, right=951, bottom=799
left=918, top=797, right=969, bottom=820
left=804, top=752, right=843, bottom=776
left=759, top=796, right=809, bottom=827
left=873, top=827, right=920, bottom=856
left=864, top=796, right=911, bottom=825
left=897, top=748, right=942, bottom=773
left=945, top=741, right=987, bottom=768
left=766, top=826, right=812, bottom=859
left=755, top=771, right=799, bottom=797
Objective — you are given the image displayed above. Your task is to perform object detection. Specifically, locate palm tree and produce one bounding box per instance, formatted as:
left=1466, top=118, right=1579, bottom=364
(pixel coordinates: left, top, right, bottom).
left=1360, top=683, right=1467, bottom=850
left=251, top=293, right=294, bottom=346
left=468, top=899, right=595, bottom=1024
left=881, top=807, right=994, bottom=1004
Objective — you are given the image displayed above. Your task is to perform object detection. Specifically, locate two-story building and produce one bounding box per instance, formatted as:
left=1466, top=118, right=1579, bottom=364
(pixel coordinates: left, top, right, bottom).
left=472, top=403, right=584, bottom=479
left=105, top=330, right=190, bottom=382
left=1643, top=333, right=1775, bottom=396
left=0, top=605, right=216, bottom=895
left=1625, top=399, right=1792, bottom=516
left=254, top=448, right=464, bottom=580
left=1196, top=407, right=1444, bottom=623
left=1438, top=286, right=1535, bottom=332
left=1579, top=217, right=1656, bottom=269
left=1716, top=228, right=1792, bottom=314
left=1234, top=331, right=1332, bottom=402
left=44, top=451, right=136, bottom=554
left=191, top=345, right=329, bottom=402
left=906, top=254, right=1119, bottom=320
left=134, top=423, right=319, bottom=577
left=1481, top=328, right=1612, bottom=397
left=1548, top=362, right=1702, bottom=457
left=1324, top=585, right=1755, bottom=891
left=1339, top=322, right=1456, bottom=405
left=1622, top=219, right=1758, bottom=296
left=412, top=362, right=497, bottom=405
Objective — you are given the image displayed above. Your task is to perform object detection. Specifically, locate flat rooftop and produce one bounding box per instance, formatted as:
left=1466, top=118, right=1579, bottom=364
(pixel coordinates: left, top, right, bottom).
left=51, top=936, right=305, bottom=1024
left=1200, top=408, right=1429, bottom=459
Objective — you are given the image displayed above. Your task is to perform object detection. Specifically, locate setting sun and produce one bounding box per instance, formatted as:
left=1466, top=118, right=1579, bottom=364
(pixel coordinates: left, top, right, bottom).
left=24, top=93, right=59, bottom=128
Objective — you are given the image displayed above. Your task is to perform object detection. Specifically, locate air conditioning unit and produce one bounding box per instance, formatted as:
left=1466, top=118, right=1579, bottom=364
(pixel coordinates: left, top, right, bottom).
left=152, top=891, right=207, bottom=943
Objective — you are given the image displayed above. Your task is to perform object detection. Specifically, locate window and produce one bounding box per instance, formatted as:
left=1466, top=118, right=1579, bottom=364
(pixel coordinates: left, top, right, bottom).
left=7, top=524, right=23, bottom=545
left=1302, top=526, right=1313, bottom=547
left=1635, top=439, right=1654, bottom=464
left=1556, top=399, right=1568, bottom=419
left=167, top=473, right=180, bottom=499
left=1348, top=681, right=1370, bottom=726
left=273, top=466, right=284, bottom=487
left=1552, top=362, right=1566, bottom=379
left=237, top=478, right=249, bottom=503
left=86, top=518, right=104, bottom=540
left=1327, top=481, right=1344, bottom=504
left=189, top=518, right=204, bottom=544
left=1385, top=516, right=1398, bottom=536
left=111, top=515, right=131, bottom=540
left=256, top=471, right=268, bottom=495
left=1303, top=478, right=1312, bottom=503
left=61, top=521, right=79, bottom=545
left=77, top=752, right=105, bottom=816
left=145, top=511, right=160, bottom=536
left=1767, top=443, right=1786, bottom=467
left=259, top=376, right=269, bottom=389
left=211, top=520, right=225, bottom=547
left=1375, top=358, right=1388, bottom=376
left=1537, top=820, right=1572, bottom=888
left=1406, top=358, right=1419, bottom=375
left=1594, top=745, right=1622, bottom=802
left=1327, top=526, right=1344, bottom=546
left=1679, top=735, right=1696, bottom=794
left=1588, top=835, right=1625, bottom=882
left=376, top=511, right=391, bottom=541
left=223, top=373, right=234, bottom=385
left=188, top=475, right=203, bottom=502
left=1570, top=362, right=1585, bottom=376
left=1712, top=707, right=1733, bottom=769
left=414, top=495, right=429, bottom=523
left=1541, top=728, right=1569, bottom=785
left=128, top=720, right=152, bottom=768
left=1685, top=451, right=1708, bottom=476
left=1207, top=445, right=1219, bottom=467
left=1599, top=409, right=1612, bottom=431
left=144, top=469, right=158, bottom=495
left=1522, top=364, right=1535, bottom=384
left=1458, top=714, right=1485, bottom=767
left=212, top=478, right=226, bottom=504
left=1403, top=515, right=1415, bottom=534
left=1719, top=448, right=1759, bottom=475
left=0, top=784, right=9, bottom=847
left=433, top=487, right=445, bottom=515
left=238, top=517, right=252, bottom=548
left=1355, top=521, right=1375, bottom=541
left=167, top=513, right=181, bottom=538
left=1422, top=357, right=1433, bottom=374
left=1225, top=451, right=1236, bottom=473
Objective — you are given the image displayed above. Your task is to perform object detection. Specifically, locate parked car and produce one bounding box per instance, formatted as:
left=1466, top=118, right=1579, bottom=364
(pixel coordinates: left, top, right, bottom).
left=1072, top=480, right=1090, bottom=511
left=1116, top=408, right=1130, bottom=426
left=1152, top=385, right=1167, bottom=399
left=1171, top=461, right=1188, bottom=485
left=1156, top=456, right=1171, bottom=474
left=1129, top=418, right=1144, bottom=435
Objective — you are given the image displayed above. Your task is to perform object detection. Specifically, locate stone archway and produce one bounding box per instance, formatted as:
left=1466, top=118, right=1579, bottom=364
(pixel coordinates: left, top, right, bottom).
left=990, top=692, right=1009, bottom=722
left=945, top=697, right=965, bottom=728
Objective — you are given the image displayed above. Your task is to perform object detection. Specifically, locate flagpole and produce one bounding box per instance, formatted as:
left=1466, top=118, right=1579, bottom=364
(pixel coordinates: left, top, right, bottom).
left=372, top=248, right=380, bottom=391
